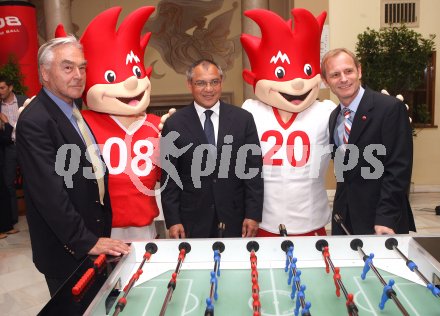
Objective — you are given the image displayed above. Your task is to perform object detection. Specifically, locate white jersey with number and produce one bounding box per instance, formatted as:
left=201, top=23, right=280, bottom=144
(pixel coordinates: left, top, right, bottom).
left=242, top=99, right=336, bottom=234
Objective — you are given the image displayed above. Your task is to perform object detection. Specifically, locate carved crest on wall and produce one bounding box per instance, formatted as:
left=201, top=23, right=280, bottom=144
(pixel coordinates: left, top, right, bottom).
left=145, top=0, right=240, bottom=76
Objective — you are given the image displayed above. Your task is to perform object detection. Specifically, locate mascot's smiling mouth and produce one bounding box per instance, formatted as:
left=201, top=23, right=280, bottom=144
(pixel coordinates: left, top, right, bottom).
left=117, top=91, right=145, bottom=106
left=280, top=90, right=311, bottom=104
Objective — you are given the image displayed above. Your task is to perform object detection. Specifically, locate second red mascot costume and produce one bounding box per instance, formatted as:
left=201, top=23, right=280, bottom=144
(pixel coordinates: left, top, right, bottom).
left=241, top=8, right=336, bottom=236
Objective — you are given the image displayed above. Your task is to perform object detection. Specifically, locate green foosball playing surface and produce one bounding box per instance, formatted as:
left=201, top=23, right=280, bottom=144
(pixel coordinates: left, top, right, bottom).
left=110, top=267, right=440, bottom=315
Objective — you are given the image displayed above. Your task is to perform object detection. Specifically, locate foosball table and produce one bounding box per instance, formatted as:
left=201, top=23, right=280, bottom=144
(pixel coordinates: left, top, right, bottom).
left=39, top=235, right=440, bottom=315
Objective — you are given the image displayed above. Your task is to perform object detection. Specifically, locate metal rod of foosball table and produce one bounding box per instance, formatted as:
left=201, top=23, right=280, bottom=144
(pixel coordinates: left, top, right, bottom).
left=280, top=240, right=308, bottom=312
left=385, top=238, right=440, bottom=298
left=351, top=239, right=410, bottom=316
left=333, top=214, right=352, bottom=235
left=315, top=240, right=359, bottom=316
left=112, top=243, right=158, bottom=316
left=159, top=242, right=191, bottom=316
left=278, top=224, right=288, bottom=236
left=217, top=222, right=225, bottom=238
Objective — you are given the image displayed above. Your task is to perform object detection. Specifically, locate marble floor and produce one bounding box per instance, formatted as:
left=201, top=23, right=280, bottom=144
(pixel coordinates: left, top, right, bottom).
left=1, top=192, right=440, bottom=316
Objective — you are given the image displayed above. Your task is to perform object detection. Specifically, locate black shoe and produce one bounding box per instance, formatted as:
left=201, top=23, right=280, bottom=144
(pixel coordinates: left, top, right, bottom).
left=435, top=205, right=440, bottom=215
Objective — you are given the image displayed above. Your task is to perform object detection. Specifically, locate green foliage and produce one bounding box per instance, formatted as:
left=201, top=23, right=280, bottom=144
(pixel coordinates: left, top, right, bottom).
left=0, top=55, right=28, bottom=95
left=412, top=103, right=431, bottom=125
left=356, top=25, right=435, bottom=96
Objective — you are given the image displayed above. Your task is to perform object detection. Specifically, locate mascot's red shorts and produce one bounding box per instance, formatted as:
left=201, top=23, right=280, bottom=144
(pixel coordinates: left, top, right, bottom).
left=257, top=227, right=327, bottom=237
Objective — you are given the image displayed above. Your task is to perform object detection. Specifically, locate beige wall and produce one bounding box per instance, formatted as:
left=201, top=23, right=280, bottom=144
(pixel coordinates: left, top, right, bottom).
left=327, top=0, right=440, bottom=188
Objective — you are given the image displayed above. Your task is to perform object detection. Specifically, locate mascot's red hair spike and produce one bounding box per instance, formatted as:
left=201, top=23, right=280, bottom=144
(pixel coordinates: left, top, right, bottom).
left=80, top=6, right=154, bottom=95
left=241, top=8, right=326, bottom=87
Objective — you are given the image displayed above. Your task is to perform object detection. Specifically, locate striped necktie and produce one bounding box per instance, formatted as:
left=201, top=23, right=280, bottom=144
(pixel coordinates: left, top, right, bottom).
left=343, top=108, right=352, bottom=144
left=72, top=106, right=105, bottom=205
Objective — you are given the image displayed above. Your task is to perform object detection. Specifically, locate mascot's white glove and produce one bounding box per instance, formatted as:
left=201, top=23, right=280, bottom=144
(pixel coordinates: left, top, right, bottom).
left=18, top=96, right=36, bottom=115
left=159, top=107, right=176, bottom=133
left=381, top=89, right=412, bottom=123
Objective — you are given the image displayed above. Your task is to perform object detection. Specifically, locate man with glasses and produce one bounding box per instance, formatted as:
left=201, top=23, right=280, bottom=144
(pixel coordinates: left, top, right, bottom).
left=160, top=59, right=264, bottom=238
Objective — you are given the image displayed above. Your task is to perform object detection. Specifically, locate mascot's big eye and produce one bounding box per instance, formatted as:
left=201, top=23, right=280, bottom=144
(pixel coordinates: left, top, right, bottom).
left=274, top=66, right=286, bottom=79
left=133, top=66, right=142, bottom=78
left=104, top=70, right=116, bottom=83
left=304, top=64, right=313, bottom=76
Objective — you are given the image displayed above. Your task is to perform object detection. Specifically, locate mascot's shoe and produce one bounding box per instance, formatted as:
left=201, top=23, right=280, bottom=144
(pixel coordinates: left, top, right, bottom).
left=6, top=229, right=19, bottom=235
left=0, top=233, right=7, bottom=239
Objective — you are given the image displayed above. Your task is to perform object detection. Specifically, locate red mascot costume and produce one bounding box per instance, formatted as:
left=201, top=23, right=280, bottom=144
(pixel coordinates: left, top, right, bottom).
left=241, top=8, right=336, bottom=236
left=57, top=7, right=161, bottom=241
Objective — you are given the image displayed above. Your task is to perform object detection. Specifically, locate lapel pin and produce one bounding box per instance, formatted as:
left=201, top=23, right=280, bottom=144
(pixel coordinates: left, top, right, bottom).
left=362, top=115, right=367, bottom=121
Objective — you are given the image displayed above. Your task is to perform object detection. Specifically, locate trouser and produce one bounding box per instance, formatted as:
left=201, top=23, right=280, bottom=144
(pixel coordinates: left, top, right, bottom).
left=2, top=145, right=17, bottom=224
left=256, top=226, right=327, bottom=237
left=45, top=275, right=66, bottom=297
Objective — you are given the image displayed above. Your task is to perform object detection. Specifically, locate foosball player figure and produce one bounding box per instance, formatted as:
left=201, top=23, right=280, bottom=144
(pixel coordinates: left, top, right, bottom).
left=214, top=250, right=221, bottom=276
left=285, top=245, right=294, bottom=272
left=251, top=251, right=258, bottom=269
left=346, top=293, right=358, bottom=316
left=294, top=284, right=306, bottom=316
left=288, top=257, right=297, bottom=285
left=210, top=270, right=219, bottom=300
left=427, top=283, right=440, bottom=297
left=379, top=279, right=395, bottom=310
left=301, top=301, right=312, bottom=316
left=333, top=267, right=341, bottom=297
left=252, top=282, right=260, bottom=296
left=361, top=253, right=374, bottom=280
left=253, top=295, right=261, bottom=316
left=291, top=269, right=302, bottom=299
left=205, top=297, right=214, bottom=316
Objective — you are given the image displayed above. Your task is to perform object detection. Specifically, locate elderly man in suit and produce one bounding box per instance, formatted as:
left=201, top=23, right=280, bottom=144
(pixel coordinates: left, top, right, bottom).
left=0, top=75, right=28, bottom=228
left=160, top=59, right=264, bottom=238
left=321, top=48, right=415, bottom=235
left=16, top=36, right=129, bottom=296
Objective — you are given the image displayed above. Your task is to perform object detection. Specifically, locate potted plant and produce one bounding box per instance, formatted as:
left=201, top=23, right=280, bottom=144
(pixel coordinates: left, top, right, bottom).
left=355, top=25, right=435, bottom=126
left=0, top=55, right=28, bottom=95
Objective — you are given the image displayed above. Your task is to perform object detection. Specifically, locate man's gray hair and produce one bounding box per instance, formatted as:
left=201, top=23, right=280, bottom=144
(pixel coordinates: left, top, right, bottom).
left=185, top=59, right=224, bottom=82
left=37, top=35, right=83, bottom=83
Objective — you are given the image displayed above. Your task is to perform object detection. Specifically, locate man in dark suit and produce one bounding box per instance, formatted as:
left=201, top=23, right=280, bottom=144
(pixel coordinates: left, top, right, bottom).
left=16, top=36, right=129, bottom=296
left=321, top=48, right=415, bottom=235
left=0, top=75, right=27, bottom=228
left=160, top=59, right=263, bottom=238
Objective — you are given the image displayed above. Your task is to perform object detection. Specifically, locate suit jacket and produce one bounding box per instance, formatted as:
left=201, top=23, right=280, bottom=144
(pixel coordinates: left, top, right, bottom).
left=16, top=89, right=112, bottom=278
left=160, top=101, right=264, bottom=237
left=329, top=87, right=415, bottom=234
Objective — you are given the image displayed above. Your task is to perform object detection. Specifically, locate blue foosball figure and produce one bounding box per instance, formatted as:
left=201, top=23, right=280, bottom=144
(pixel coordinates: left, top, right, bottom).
left=361, top=253, right=374, bottom=280
left=301, top=301, right=312, bottom=316
left=379, top=279, right=395, bottom=310
left=294, top=284, right=306, bottom=316
left=210, top=271, right=218, bottom=300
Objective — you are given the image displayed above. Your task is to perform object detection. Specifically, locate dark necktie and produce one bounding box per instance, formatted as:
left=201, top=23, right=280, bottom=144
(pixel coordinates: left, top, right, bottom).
left=204, top=110, right=215, bottom=146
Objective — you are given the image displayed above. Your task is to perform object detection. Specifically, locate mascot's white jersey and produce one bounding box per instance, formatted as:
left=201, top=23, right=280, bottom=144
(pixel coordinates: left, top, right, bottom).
left=242, top=99, right=336, bottom=234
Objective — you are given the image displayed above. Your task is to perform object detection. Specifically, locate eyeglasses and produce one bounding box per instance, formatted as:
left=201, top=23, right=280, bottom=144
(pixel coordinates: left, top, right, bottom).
left=193, top=79, right=222, bottom=88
